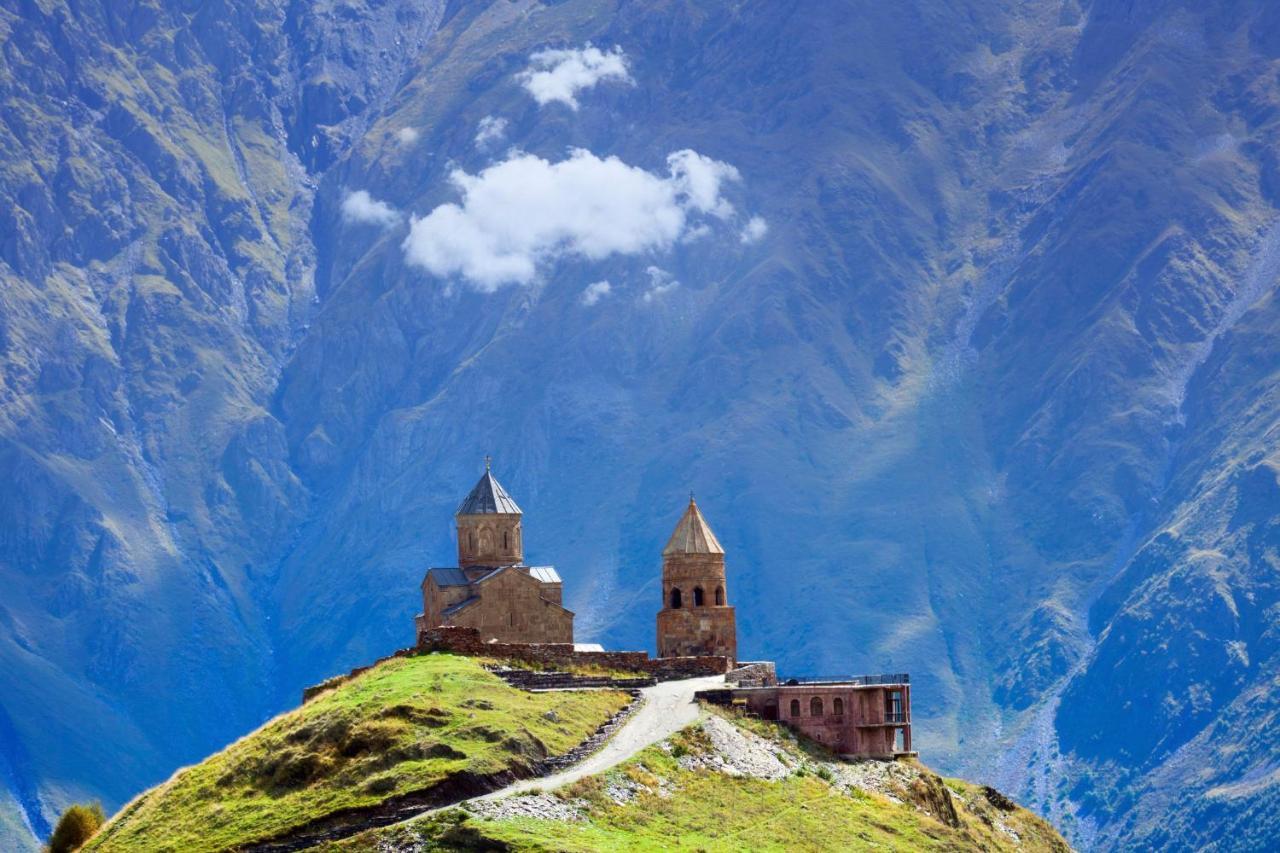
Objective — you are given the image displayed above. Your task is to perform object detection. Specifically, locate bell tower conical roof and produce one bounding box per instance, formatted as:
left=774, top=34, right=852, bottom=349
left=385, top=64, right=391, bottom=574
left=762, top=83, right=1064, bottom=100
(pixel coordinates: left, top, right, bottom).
left=456, top=458, right=522, bottom=515
left=663, top=497, right=724, bottom=555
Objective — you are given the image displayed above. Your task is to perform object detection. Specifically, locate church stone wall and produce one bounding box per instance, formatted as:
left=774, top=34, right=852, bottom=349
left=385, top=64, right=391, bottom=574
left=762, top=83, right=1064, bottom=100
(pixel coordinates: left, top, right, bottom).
left=422, top=577, right=471, bottom=631
left=456, top=512, right=522, bottom=567
left=656, top=605, right=737, bottom=662
left=447, top=569, right=573, bottom=644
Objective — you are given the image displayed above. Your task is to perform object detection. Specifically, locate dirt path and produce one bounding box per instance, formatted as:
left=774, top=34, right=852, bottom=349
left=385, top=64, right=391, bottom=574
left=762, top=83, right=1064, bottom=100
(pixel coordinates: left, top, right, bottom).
left=471, top=673, right=725, bottom=803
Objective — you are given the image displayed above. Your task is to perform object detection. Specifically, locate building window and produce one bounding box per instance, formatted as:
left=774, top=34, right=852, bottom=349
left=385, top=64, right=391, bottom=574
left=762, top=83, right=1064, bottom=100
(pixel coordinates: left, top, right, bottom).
left=715, top=586, right=724, bottom=605
left=886, top=690, right=904, bottom=723
left=694, top=587, right=705, bottom=606
left=833, top=697, right=844, bottom=716
left=469, top=531, right=476, bottom=550
left=810, top=697, right=823, bottom=717
left=670, top=588, right=683, bottom=609
left=790, top=699, right=801, bottom=717
left=503, top=530, right=508, bottom=549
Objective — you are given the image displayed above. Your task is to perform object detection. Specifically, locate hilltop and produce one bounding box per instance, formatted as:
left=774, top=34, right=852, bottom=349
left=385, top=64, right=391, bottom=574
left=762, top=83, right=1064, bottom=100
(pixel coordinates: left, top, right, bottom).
left=83, top=653, right=1066, bottom=852
left=85, top=655, right=630, bottom=852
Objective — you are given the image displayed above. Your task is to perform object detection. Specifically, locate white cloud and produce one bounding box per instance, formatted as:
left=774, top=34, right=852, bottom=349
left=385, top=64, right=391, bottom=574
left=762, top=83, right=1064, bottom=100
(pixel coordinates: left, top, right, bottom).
left=681, top=223, right=712, bottom=243
left=641, top=266, right=679, bottom=302
left=668, top=150, right=739, bottom=219
left=342, top=190, right=400, bottom=228
left=474, top=115, right=508, bottom=148
left=402, top=148, right=740, bottom=289
left=517, top=44, right=631, bottom=109
left=395, top=127, right=420, bottom=145
left=740, top=215, right=769, bottom=244
left=580, top=280, right=612, bottom=306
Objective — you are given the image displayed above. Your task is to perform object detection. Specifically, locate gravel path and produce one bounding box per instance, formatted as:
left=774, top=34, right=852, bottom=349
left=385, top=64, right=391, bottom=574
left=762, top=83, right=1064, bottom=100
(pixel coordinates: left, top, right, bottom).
left=469, top=674, right=725, bottom=803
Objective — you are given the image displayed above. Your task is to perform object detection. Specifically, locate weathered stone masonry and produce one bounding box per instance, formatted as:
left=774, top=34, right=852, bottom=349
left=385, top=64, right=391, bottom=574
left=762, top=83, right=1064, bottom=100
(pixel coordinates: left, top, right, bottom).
left=416, top=625, right=730, bottom=680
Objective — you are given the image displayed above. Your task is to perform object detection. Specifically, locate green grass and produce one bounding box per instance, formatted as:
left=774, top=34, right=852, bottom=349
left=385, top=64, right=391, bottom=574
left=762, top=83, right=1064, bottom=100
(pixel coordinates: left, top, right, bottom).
left=333, top=713, right=1069, bottom=853
left=85, top=654, right=629, bottom=853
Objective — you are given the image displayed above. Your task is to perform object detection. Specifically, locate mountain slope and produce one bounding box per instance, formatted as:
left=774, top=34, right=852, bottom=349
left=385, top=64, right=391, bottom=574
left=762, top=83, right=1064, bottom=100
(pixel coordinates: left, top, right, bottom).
left=2, top=1, right=1280, bottom=850
left=85, top=654, right=629, bottom=852
left=86, top=652, right=1066, bottom=853
left=327, top=703, right=1068, bottom=853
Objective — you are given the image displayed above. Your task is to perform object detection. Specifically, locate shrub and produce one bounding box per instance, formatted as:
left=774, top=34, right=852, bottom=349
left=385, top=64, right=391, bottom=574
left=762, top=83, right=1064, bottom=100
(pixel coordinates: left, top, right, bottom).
left=46, top=802, right=105, bottom=853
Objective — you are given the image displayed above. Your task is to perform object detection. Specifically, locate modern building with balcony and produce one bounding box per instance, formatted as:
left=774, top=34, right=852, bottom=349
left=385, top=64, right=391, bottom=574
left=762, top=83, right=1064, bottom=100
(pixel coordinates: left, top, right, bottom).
left=700, top=673, right=913, bottom=759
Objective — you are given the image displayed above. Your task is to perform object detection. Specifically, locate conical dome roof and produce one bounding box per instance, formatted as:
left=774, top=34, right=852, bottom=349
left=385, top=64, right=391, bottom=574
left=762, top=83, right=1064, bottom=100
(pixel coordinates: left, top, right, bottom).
left=663, top=498, right=724, bottom=555
left=456, top=463, right=522, bottom=515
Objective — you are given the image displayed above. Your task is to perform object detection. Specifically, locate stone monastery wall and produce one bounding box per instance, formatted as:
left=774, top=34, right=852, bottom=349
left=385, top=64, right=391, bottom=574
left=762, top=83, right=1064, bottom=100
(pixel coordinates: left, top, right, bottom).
left=417, top=625, right=730, bottom=680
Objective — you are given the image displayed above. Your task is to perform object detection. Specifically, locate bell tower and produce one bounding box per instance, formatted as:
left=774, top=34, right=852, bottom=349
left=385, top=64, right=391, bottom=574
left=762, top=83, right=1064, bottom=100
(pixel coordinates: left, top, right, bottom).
left=656, top=497, right=737, bottom=665
left=456, top=457, right=523, bottom=570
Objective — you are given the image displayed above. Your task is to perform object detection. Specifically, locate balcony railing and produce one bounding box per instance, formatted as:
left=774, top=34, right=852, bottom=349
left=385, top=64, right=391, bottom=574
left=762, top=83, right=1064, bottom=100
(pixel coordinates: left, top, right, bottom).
left=883, top=711, right=908, bottom=723
left=781, top=673, right=910, bottom=687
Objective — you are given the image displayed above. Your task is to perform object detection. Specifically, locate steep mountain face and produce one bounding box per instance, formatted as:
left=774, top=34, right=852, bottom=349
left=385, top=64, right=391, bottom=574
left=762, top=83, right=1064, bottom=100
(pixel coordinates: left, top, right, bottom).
left=1, top=0, right=1277, bottom=850
left=0, top=0, right=443, bottom=844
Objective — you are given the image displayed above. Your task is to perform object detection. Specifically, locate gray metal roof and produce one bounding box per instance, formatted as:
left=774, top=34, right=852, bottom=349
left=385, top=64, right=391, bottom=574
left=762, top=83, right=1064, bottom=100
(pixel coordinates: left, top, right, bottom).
left=457, top=469, right=523, bottom=515
left=426, top=568, right=470, bottom=587
left=427, top=564, right=559, bottom=589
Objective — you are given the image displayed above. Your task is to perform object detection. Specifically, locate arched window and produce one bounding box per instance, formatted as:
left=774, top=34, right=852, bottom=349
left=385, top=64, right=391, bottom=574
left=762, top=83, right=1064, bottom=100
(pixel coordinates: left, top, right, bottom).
left=715, top=586, right=725, bottom=605
left=693, top=587, right=705, bottom=606
left=810, top=697, right=823, bottom=717
left=789, top=699, right=801, bottom=717
left=670, top=588, right=683, bottom=609
left=503, top=530, right=509, bottom=549
left=833, top=697, right=844, bottom=716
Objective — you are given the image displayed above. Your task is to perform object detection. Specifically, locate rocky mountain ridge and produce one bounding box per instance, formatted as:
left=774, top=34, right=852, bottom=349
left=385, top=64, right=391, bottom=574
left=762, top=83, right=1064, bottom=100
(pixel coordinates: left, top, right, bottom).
left=2, top=1, right=1279, bottom=850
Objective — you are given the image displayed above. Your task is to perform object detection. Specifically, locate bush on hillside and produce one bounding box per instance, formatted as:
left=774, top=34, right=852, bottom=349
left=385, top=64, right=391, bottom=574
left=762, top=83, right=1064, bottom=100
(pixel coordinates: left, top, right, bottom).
left=46, top=802, right=105, bottom=853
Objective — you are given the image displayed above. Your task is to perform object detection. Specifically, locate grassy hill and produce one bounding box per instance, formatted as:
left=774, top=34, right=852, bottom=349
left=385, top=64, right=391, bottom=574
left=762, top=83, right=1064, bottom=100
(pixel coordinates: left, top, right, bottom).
left=327, top=708, right=1069, bottom=853
left=83, top=653, right=1066, bottom=852
left=84, top=655, right=630, bottom=852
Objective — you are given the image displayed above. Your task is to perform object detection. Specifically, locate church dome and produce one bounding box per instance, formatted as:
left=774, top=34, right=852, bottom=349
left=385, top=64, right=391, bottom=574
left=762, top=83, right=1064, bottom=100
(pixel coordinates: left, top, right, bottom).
left=663, top=498, right=725, bottom=555
left=456, top=462, right=522, bottom=515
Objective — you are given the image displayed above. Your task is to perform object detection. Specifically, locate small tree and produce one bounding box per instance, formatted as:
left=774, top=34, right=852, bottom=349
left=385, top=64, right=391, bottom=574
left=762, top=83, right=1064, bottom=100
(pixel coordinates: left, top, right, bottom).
left=46, top=802, right=105, bottom=853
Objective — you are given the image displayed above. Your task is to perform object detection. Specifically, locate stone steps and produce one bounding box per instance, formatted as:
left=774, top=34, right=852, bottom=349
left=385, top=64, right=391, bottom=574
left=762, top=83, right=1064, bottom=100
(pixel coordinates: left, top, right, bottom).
left=537, top=692, right=645, bottom=771
left=488, top=666, right=656, bottom=691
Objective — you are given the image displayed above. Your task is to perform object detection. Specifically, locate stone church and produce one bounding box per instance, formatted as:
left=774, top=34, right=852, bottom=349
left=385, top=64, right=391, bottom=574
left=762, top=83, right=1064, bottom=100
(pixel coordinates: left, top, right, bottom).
left=414, top=468, right=914, bottom=760
left=416, top=468, right=739, bottom=667
left=416, top=462, right=574, bottom=644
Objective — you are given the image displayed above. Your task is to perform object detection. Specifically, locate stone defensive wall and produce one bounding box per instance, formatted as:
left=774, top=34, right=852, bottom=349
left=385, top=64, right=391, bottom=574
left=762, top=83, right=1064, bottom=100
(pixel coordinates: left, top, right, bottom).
left=416, top=625, right=731, bottom=680
left=302, top=627, right=737, bottom=703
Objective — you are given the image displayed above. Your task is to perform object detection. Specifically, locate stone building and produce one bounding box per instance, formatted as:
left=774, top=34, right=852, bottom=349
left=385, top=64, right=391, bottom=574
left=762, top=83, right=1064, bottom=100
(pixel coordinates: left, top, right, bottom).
left=656, top=498, right=737, bottom=665
left=710, top=676, right=913, bottom=759
left=415, top=463, right=573, bottom=644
